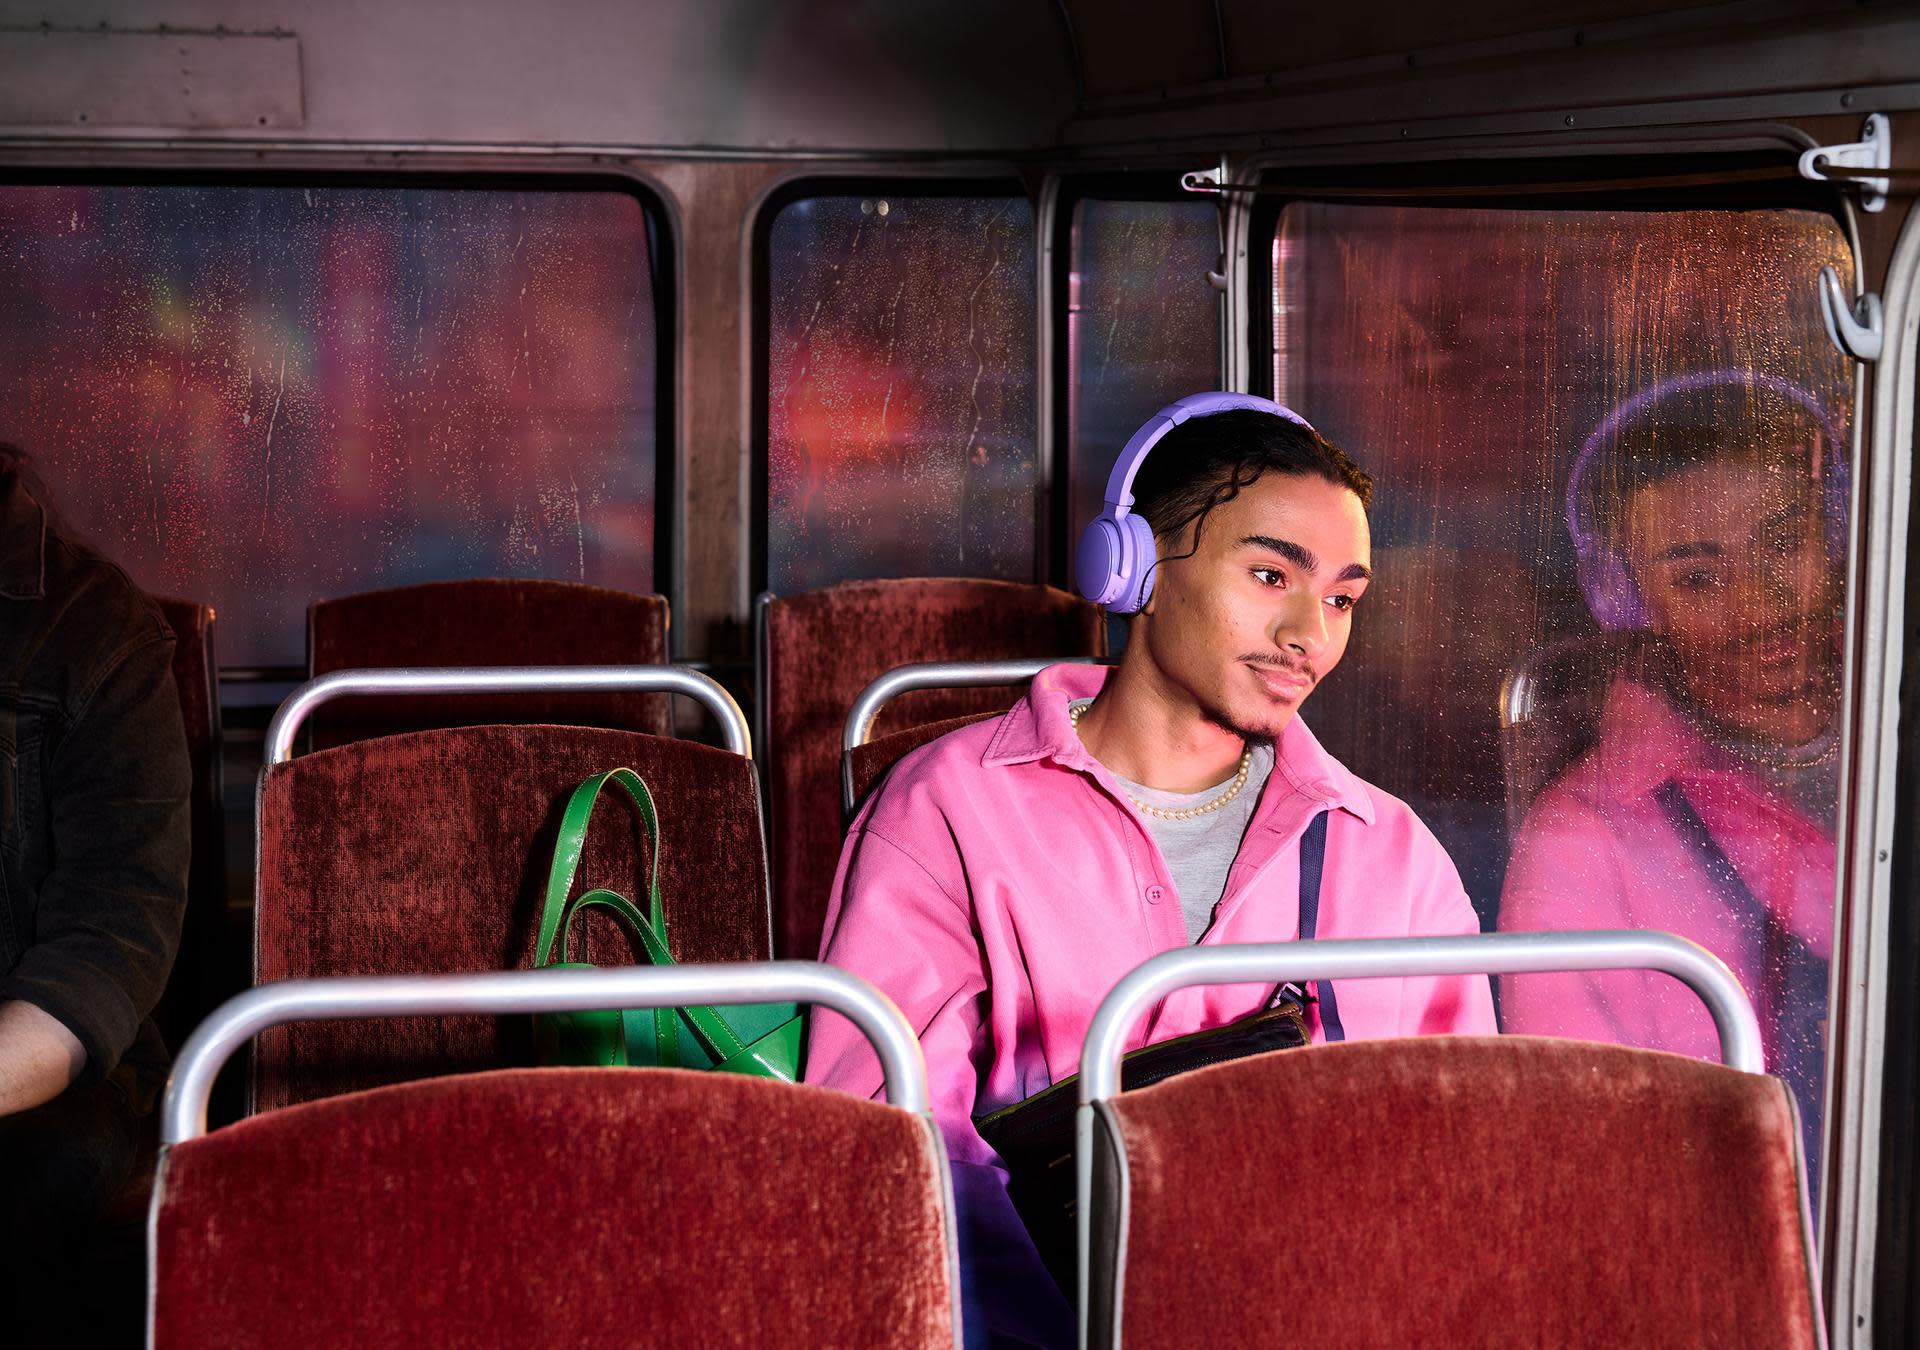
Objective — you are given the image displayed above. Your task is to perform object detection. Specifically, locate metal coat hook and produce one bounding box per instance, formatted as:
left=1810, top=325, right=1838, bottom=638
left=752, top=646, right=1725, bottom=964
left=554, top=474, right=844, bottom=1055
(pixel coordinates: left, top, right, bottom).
left=1819, top=265, right=1884, bottom=364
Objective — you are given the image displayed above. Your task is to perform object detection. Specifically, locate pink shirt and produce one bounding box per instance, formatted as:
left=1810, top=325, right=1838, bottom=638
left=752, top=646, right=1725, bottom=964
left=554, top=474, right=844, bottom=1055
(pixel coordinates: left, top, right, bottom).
left=1499, top=677, right=1836, bottom=1061
left=806, top=662, right=1496, bottom=1165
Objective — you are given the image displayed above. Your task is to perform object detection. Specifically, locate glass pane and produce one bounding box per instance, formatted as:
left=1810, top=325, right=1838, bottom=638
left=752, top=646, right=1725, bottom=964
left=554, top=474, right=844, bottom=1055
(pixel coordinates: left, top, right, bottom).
left=0, top=184, right=658, bottom=668
left=1067, top=197, right=1221, bottom=547
left=1274, top=203, right=1851, bottom=1181
left=766, top=192, right=1036, bottom=594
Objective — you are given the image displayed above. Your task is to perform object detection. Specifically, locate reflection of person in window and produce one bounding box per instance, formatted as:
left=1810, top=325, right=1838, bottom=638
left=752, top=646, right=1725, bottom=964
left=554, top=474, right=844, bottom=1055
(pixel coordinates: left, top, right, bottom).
left=807, top=402, right=1495, bottom=1347
left=1499, top=373, right=1842, bottom=1181
left=0, top=446, right=190, bottom=1320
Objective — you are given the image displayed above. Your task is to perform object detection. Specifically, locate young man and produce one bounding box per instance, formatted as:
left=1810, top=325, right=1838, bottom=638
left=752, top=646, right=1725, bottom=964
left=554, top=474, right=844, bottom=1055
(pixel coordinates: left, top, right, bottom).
left=0, top=446, right=190, bottom=1323
left=806, top=395, right=1495, bottom=1345
left=1500, top=372, right=1842, bottom=1182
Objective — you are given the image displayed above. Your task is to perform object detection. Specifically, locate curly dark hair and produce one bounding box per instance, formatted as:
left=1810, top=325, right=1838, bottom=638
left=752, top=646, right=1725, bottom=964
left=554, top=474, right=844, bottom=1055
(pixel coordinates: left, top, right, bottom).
left=1129, top=409, right=1371, bottom=581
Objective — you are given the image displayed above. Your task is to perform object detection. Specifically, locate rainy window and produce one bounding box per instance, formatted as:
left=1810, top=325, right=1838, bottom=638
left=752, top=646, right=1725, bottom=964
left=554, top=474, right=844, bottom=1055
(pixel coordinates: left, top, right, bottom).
left=1066, top=195, right=1222, bottom=548
left=1274, top=202, right=1852, bottom=1184
left=764, top=189, right=1036, bottom=595
left=0, top=182, right=662, bottom=668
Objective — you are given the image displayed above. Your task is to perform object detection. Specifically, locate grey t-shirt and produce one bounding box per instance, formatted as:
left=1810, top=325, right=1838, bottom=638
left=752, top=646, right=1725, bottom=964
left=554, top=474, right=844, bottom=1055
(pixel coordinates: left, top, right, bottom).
left=1072, top=700, right=1277, bottom=942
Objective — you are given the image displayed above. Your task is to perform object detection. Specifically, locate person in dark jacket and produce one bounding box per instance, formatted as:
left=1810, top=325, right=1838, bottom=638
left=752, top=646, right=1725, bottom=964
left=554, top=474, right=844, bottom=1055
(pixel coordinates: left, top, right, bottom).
left=0, top=445, right=189, bottom=1293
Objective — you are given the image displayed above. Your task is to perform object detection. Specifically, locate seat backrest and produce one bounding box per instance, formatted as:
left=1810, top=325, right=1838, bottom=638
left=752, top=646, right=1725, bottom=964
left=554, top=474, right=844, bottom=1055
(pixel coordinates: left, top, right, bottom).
left=306, top=579, right=672, bottom=748
left=1498, top=633, right=1634, bottom=834
left=846, top=712, right=1000, bottom=820
left=1090, top=1036, right=1821, bottom=1349
left=253, top=725, right=769, bottom=1110
left=153, top=1067, right=956, bottom=1350
left=150, top=596, right=232, bottom=1050
left=762, top=578, right=1104, bottom=957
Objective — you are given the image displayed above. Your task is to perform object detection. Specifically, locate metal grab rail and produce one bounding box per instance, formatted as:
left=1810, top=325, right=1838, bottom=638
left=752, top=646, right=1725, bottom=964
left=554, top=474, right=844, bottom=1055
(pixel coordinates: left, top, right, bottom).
left=161, top=961, right=924, bottom=1143
left=1073, top=930, right=1765, bottom=1347
left=265, top=665, right=751, bottom=764
left=840, top=657, right=1110, bottom=813
left=1080, top=931, right=1762, bottom=1099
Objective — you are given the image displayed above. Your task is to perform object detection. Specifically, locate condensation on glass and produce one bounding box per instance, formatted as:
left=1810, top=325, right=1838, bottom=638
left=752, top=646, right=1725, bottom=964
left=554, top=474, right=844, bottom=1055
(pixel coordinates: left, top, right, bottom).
left=766, top=193, right=1036, bottom=594
left=1274, top=203, right=1852, bottom=1184
left=1067, top=197, right=1222, bottom=546
left=0, top=184, right=658, bottom=668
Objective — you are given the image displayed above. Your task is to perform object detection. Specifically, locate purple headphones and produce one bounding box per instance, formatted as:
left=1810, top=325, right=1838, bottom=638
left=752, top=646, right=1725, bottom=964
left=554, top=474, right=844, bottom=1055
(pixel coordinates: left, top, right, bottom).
left=1566, top=369, right=1848, bottom=632
left=1075, top=392, right=1316, bottom=614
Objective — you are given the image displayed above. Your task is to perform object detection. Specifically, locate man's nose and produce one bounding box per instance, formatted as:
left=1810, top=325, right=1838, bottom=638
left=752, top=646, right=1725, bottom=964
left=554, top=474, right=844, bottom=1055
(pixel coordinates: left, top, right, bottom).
left=1274, top=589, right=1329, bottom=656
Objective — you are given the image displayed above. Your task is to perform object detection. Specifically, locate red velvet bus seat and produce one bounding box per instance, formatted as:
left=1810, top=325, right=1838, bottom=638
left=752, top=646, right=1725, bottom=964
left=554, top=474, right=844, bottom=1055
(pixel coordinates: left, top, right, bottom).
left=253, top=725, right=769, bottom=1111
left=845, top=712, right=999, bottom=820
left=153, top=1068, right=956, bottom=1349
left=765, top=579, right=1103, bottom=957
left=150, top=597, right=232, bottom=1051
left=1088, top=1036, right=1820, bottom=1349
left=306, top=579, right=672, bottom=749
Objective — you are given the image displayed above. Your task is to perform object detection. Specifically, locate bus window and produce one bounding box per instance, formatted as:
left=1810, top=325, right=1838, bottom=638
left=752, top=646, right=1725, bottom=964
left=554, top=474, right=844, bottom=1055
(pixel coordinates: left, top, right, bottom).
left=1065, top=195, right=1221, bottom=548
left=764, top=189, right=1036, bottom=594
left=0, top=182, right=663, bottom=669
left=1272, top=201, right=1852, bottom=1182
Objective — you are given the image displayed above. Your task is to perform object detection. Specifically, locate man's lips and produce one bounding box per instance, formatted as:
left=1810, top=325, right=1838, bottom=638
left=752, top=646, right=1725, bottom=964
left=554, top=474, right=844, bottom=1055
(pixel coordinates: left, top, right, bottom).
left=1247, top=661, right=1313, bottom=700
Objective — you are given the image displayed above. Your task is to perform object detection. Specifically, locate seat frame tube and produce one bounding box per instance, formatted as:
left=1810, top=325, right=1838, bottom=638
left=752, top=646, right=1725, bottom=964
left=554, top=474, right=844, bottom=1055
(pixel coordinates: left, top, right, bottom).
left=840, top=657, right=1109, bottom=814
left=265, top=664, right=751, bottom=762
left=161, top=960, right=925, bottom=1143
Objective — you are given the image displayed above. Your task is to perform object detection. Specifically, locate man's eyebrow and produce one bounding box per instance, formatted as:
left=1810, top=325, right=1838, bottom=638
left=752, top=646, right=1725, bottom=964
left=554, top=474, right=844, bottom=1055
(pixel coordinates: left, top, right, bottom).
left=1651, top=540, right=1723, bottom=563
left=1240, top=534, right=1317, bottom=572
left=1240, top=534, right=1373, bottom=583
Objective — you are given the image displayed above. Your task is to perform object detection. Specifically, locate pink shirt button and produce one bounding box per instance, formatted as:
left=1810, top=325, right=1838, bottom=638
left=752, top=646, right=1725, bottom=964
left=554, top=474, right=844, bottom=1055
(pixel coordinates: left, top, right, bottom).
left=1144, top=884, right=1167, bottom=903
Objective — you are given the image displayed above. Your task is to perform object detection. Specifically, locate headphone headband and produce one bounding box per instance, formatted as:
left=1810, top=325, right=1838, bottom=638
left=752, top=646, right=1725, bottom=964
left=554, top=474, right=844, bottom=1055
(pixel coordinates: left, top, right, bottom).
left=1103, top=392, right=1314, bottom=512
left=1077, top=391, right=1317, bottom=613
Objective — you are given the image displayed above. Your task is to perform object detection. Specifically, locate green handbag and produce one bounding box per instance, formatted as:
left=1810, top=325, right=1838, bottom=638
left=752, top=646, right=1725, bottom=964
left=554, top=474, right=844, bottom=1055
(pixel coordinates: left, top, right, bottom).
left=532, top=767, right=801, bottom=1081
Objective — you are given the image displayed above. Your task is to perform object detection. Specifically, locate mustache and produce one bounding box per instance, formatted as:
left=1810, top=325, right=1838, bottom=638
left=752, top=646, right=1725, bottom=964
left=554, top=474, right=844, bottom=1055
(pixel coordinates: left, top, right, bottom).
left=1240, top=652, right=1317, bottom=683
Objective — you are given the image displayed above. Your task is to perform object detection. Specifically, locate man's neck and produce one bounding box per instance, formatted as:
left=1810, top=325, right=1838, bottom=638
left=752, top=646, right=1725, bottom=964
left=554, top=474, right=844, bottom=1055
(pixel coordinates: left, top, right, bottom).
left=1074, top=653, right=1259, bottom=793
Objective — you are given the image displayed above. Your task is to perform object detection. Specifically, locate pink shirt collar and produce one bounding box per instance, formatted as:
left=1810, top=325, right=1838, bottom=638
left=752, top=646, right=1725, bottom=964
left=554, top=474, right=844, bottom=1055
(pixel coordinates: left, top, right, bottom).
left=981, top=661, right=1377, bottom=826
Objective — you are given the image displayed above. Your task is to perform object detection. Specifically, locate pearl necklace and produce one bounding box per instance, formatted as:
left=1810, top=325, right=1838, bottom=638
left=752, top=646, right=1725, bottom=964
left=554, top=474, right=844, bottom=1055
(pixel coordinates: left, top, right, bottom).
left=1069, top=701, right=1253, bottom=821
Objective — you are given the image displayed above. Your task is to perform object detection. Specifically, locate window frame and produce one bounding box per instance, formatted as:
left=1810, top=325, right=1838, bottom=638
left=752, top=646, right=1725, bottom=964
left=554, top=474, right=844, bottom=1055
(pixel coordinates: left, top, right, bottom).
left=1045, top=171, right=1229, bottom=591
left=0, top=164, right=679, bottom=680
left=748, top=173, right=1036, bottom=599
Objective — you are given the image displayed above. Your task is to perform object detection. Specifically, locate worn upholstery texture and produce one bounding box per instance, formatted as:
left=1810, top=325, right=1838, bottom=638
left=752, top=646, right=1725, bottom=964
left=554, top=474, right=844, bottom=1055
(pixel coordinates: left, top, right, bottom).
left=153, top=1068, right=955, bottom=1349
left=306, top=579, right=672, bottom=748
left=846, top=712, right=1000, bottom=819
left=766, top=579, right=1103, bottom=957
left=1102, top=1036, right=1819, bottom=1349
left=150, top=597, right=231, bottom=1053
left=254, top=725, right=769, bottom=1111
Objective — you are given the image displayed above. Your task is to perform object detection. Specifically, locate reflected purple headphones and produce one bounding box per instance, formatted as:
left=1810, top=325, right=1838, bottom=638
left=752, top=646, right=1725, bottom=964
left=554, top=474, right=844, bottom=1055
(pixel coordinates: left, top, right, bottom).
left=1566, top=369, right=1848, bottom=632
left=1075, top=391, right=1316, bottom=614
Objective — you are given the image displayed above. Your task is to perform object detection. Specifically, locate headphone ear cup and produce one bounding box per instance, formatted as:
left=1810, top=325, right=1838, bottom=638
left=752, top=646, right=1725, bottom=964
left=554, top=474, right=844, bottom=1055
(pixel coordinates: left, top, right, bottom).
left=1112, top=512, right=1159, bottom=614
left=1578, top=549, right=1646, bottom=632
left=1075, top=514, right=1127, bottom=607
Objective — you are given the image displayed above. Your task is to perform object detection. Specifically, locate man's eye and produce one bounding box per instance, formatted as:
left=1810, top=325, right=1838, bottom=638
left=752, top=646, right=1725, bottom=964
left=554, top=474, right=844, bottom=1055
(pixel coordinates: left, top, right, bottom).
left=1673, top=568, right=1722, bottom=592
left=1327, top=593, right=1357, bottom=613
left=1251, top=567, right=1283, bottom=587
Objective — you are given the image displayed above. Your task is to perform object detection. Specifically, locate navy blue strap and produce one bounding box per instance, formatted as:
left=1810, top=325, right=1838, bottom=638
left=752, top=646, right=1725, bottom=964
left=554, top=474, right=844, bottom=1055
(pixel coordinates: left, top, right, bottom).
left=1295, top=811, right=1344, bottom=1042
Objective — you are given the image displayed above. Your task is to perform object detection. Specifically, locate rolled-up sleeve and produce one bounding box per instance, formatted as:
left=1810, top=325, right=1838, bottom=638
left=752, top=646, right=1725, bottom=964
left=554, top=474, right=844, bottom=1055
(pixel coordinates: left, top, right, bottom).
left=0, top=633, right=189, bottom=1085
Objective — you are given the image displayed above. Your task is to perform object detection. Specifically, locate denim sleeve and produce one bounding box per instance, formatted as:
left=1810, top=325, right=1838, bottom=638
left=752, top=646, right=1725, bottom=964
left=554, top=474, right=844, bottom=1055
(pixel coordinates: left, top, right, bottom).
left=0, top=632, right=189, bottom=1086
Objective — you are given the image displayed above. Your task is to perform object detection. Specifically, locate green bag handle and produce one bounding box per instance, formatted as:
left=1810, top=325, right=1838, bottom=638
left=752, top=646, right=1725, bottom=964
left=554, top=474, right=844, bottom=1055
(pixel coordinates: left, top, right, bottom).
left=534, top=768, right=747, bottom=1065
